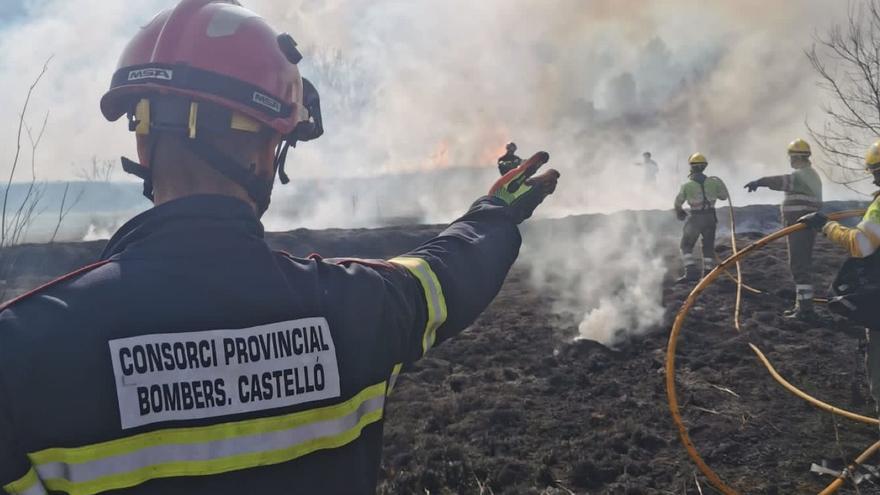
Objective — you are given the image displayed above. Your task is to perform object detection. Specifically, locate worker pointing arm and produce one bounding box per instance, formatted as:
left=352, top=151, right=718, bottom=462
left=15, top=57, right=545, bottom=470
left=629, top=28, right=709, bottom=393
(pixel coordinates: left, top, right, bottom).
left=745, top=139, right=823, bottom=320
left=378, top=152, right=559, bottom=364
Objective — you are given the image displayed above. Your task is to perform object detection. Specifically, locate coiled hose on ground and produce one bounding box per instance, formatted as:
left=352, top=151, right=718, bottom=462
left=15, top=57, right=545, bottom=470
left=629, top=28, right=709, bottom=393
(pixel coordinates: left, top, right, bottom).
left=666, top=207, right=875, bottom=494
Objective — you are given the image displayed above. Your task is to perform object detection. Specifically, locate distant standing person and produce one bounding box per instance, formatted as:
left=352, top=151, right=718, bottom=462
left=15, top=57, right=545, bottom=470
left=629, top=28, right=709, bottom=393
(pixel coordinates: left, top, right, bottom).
left=674, top=153, right=729, bottom=283
left=744, top=139, right=823, bottom=320
left=637, top=151, right=659, bottom=184
left=498, top=142, right=522, bottom=175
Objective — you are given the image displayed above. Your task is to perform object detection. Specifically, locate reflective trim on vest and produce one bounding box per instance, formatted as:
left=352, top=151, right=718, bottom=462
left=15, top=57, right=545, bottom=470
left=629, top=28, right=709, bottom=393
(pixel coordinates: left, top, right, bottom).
left=781, top=175, right=793, bottom=191
left=861, top=220, right=880, bottom=244
left=784, top=192, right=821, bottom=203
left=687, top=201, right=713, bottom=210
left=389, top=256, right=449, bottom=354
left=3, top=468, right=48, bottom=495
left=855, top=222, right=879, bottom=257
left=781, top=204, right=819, bottom=213
left=28, top=383, right=387, bottom=495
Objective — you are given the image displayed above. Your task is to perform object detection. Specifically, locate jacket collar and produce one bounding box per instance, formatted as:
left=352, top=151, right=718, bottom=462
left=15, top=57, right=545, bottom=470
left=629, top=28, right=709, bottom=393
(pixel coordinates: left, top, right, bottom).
left=101, top=195, right=265, bottom=260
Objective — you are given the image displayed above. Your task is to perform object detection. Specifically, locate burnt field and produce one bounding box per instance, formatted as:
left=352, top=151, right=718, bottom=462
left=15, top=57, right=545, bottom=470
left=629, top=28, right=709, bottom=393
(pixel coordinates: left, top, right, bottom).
left=378, top=231, right=879, bottom=495
left=2, top=204, right=878, bottom=494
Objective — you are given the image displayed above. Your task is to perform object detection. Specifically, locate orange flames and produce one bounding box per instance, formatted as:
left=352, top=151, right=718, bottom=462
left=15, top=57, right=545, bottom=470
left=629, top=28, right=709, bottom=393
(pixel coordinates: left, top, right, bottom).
left=425, top=140, right=452, bottom=170
left=417, top=126, right=512, bottom=171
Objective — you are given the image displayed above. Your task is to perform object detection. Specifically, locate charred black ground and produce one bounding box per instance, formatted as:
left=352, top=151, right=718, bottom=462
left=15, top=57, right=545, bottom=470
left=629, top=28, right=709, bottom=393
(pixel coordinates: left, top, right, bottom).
left=374, top=228, right=878, bottom=495
left=3, top=205, right=877, bottom=494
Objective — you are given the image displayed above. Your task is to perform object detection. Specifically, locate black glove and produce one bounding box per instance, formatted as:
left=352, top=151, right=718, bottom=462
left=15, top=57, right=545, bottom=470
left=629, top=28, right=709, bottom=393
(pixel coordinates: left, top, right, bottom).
left=676, top=209, right=687, bottom=221
left=744, top=181, right=761, bottom=193
left=798, top=212, right=829, bottom=231
left=489, top=151, right=560, bottom=224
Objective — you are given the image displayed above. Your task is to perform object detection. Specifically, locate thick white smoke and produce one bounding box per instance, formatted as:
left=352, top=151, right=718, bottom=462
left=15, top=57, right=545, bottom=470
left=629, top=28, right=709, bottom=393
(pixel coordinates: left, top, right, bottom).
left=522, top=212, right=672, bottom=346
left=0, top=0, right=855, bottom=217
left=0, top=1, right=855, bottom=342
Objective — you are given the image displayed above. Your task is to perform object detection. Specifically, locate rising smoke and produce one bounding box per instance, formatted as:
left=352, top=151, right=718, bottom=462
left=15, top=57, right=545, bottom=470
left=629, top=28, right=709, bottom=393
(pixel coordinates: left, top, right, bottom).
left=0, top=0, right=851, bottom=343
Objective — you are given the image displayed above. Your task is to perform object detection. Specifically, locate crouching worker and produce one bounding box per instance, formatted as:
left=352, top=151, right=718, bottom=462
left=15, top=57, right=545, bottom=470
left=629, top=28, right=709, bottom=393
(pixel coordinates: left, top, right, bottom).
left=0, top=1, right=560, bottom=494
left=799, top=140, right=880, bottom=406
left=674, top=153, right=729, bottom=283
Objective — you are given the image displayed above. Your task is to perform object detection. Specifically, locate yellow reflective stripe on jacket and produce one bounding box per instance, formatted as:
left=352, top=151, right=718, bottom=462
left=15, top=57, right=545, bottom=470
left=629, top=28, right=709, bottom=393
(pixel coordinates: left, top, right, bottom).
left=387, top=363, right=403, bottom=397
left=28, top=382, right=387, bottom=495
left=3, top=467, right=47, bottom=495
left=389, top=256, right=449, bottom=354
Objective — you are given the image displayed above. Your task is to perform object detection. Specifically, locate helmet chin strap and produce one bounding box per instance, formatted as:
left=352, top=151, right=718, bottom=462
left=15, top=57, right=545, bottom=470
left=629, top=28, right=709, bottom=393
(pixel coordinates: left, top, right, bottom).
left=186, top=137, right=274, bottom=215
left=122, top=134, right=292, bottom=216
left=275, top=141, right=292, bottom=185
left=121, top=137, right=160, bottom=202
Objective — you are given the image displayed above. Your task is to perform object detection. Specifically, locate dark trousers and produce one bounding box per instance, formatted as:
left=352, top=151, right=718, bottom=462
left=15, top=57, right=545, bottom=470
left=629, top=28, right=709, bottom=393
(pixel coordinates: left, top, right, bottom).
left=680, top=211, right=717, bottom=263
left=783, top=210, right=816, bottom=286
left=868, top=330, right=880, bottom=408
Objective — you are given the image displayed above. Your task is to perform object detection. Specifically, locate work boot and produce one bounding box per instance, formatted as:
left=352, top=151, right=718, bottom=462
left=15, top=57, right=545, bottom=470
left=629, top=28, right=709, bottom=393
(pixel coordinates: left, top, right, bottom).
left=784, top=285, right=817, bottom=321
left=702, top=257, right=716, bottom=277
left=676, top=264, right=700, bottom=284
left=783, top=299, right=818, bottom=322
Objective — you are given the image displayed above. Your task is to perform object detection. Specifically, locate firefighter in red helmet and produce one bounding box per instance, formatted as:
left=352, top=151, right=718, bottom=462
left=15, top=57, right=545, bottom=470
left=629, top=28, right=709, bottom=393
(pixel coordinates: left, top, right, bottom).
left=0, top=1, right=560, bottom=494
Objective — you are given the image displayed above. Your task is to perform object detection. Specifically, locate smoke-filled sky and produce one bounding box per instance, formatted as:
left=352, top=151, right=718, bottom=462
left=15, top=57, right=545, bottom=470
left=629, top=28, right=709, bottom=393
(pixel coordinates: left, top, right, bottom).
left=0, top=1, right=863, bottom=344
left=0, top=0, right=861, bottom=223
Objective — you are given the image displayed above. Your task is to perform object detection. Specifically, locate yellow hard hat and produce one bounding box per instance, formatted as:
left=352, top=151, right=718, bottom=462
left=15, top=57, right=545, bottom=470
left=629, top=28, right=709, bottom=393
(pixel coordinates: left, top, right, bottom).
left=688, top=152, right=708, bottom=166
left=866, top=140, right=880, bottom=172
left=787, top=138, right=811, bottom=157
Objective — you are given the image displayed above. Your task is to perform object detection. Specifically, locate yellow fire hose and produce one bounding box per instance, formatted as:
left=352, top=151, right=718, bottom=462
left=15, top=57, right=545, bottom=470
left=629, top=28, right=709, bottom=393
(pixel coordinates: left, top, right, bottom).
left=818, top=439, right=880, bottom=495
left=666, top=209, right=871, bottom=494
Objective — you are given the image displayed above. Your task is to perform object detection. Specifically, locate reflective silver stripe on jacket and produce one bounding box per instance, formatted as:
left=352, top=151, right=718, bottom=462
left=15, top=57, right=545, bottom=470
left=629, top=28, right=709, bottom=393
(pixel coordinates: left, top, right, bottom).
left=27, top=383, right=388, bottom=495
left=35, top=395, right=385, bottom=485
left=3, top=468, right=48, bottom=495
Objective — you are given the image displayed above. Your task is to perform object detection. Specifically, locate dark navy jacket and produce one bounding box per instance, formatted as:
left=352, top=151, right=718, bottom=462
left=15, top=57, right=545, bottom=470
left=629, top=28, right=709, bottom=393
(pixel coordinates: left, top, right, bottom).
left=0, top=195, right=521, bottom=495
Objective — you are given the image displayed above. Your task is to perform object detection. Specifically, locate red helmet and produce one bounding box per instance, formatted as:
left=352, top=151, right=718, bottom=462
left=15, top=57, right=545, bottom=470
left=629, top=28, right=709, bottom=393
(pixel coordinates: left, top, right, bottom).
left=102, top=0, right=322, bottom=214
left=101, top=0, right=311, bottom=136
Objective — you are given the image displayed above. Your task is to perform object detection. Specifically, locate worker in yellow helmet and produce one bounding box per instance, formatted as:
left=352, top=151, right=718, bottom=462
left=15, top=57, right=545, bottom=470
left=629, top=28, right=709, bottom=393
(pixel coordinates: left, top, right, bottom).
left=799, top=140, right=880, bottom=402
left=744, top=139, right=823, bottom=320
left=674, top=153, right=729, bottom=283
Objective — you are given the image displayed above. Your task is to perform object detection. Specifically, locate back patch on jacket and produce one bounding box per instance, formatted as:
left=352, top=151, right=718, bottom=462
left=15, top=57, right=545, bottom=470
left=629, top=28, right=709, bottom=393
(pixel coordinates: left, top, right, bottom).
left=108, top=317, right=341, bottom=429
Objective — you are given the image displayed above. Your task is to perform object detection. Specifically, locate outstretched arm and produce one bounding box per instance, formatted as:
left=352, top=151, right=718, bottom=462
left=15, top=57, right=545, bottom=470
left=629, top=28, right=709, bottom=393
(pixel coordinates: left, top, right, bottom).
left=800, top=201, right=880, bottom=258
left=385, top=152, right=559, bottom=363
left=745, top=174, right=791, bottom=192
left=823, top=220, right=880, bottom=258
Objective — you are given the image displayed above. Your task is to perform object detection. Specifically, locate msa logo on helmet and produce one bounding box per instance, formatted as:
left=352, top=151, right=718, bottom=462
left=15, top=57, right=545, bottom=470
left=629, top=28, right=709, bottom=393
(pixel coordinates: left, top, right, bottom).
left=253, top=92, right=282, bottom=113
left=127, top=68, right=173, bottom=82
